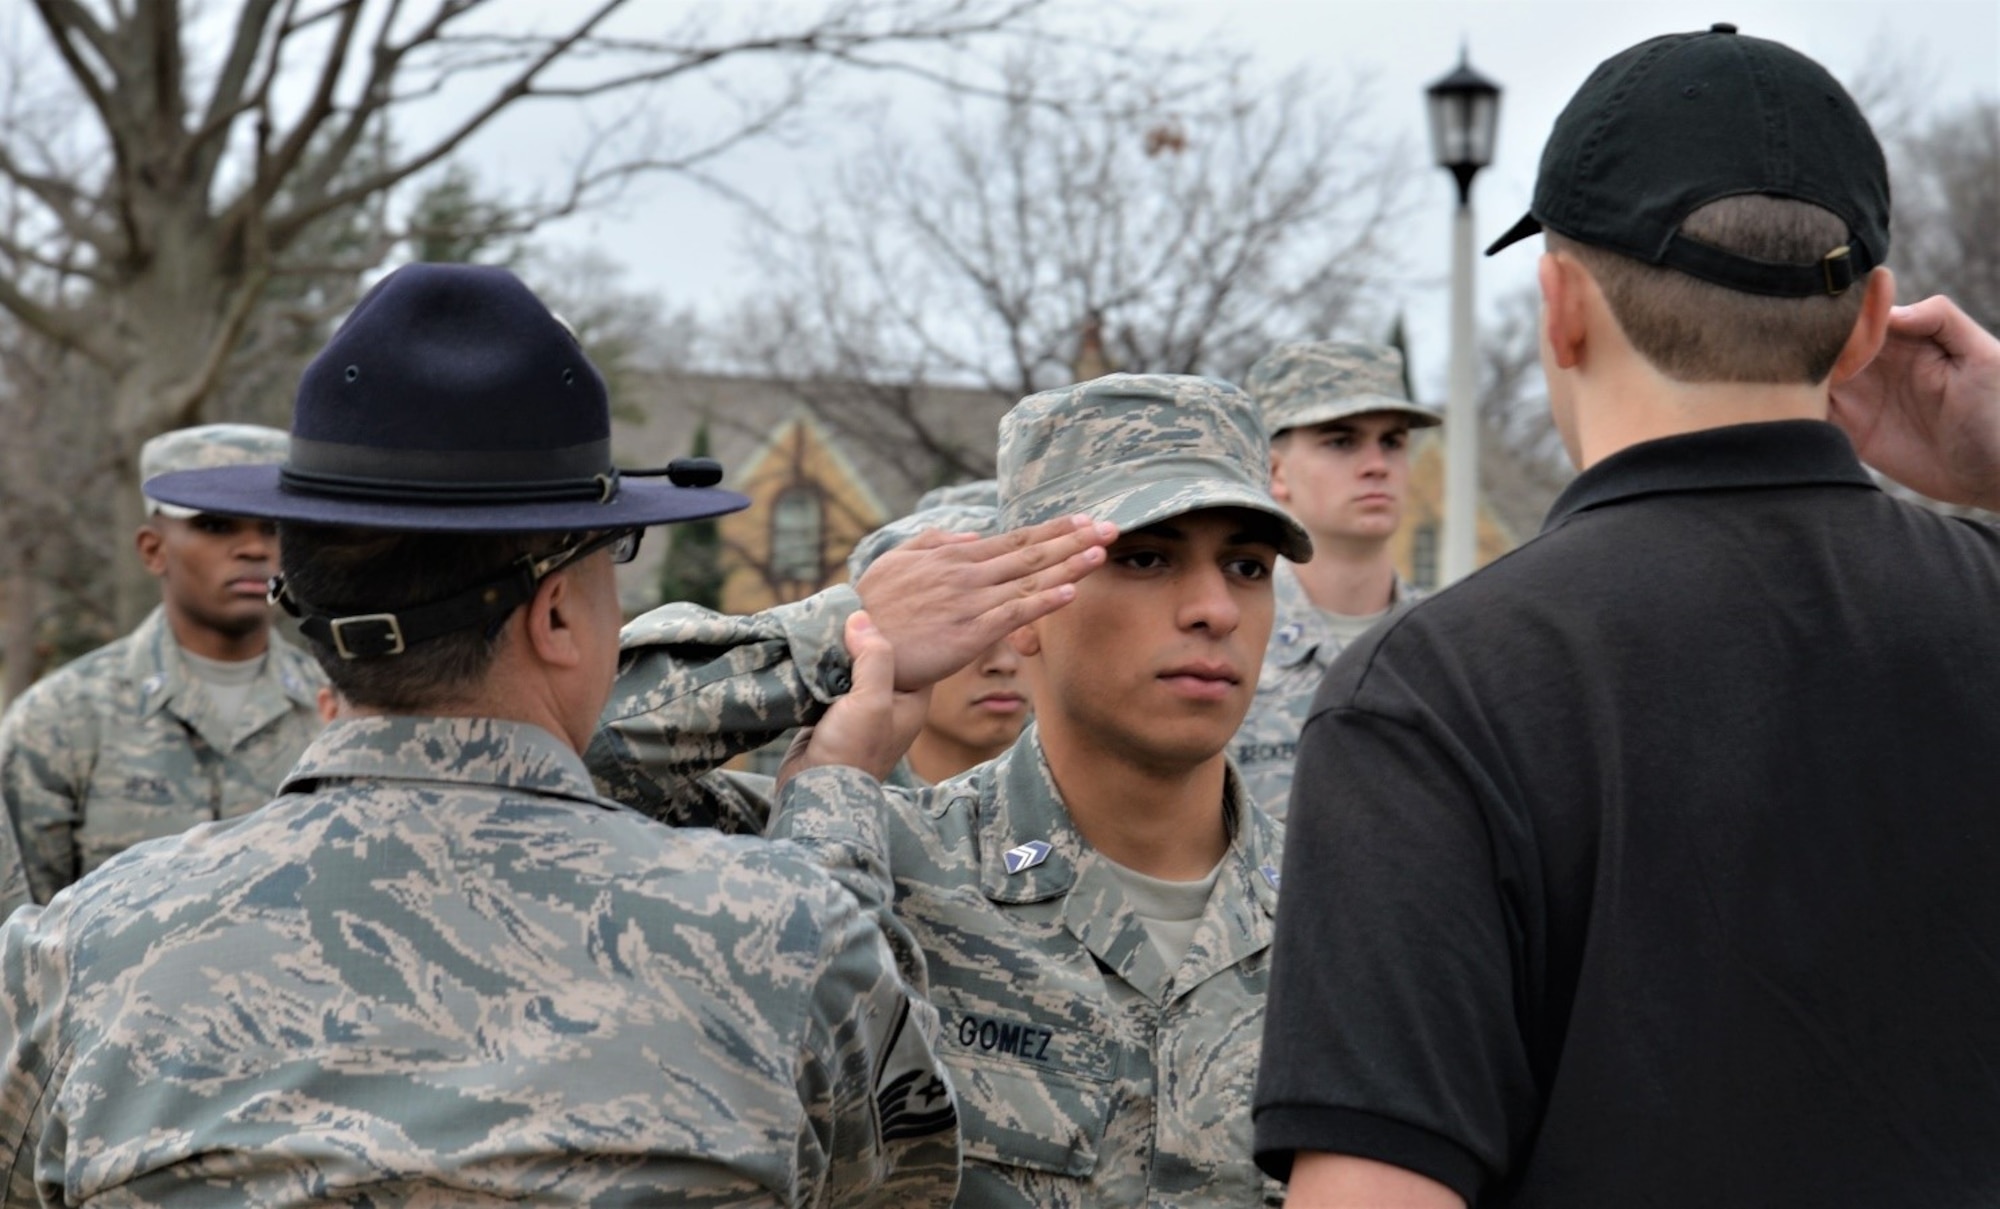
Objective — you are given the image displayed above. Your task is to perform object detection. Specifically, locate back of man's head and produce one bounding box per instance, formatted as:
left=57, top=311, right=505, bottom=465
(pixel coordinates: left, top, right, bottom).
left=278, top=525, right=563, bottom=711
left=1488, top=25, right=1890, bottom=386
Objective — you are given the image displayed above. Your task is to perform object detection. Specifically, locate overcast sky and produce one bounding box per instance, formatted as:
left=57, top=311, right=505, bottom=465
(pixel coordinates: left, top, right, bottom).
left=454, top=0, right=1998, bottom=402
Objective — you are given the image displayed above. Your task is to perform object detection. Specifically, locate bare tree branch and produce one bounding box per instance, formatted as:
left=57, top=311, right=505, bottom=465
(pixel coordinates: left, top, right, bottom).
left=720, top=46, right=1414, bottom=491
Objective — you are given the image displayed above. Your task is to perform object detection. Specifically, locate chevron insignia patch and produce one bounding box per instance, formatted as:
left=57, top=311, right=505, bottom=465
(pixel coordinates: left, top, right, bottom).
left=1003, top=840, right=1052, bottom=875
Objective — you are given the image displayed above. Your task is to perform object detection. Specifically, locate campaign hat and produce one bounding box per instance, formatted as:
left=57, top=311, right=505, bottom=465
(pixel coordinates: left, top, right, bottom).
left=1485, top=24, right=1889, bottom=298
left=998, top=373, right=1311, bottom=563
left=143, top=262, right=748, bottom=532
left=1245, top=341, right=1441, bottom=437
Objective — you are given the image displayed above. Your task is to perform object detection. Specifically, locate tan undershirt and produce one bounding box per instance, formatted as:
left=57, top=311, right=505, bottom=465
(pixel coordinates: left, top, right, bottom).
left=181, top=649, right=266, bottom=733
left=1319, top=603, right=1391, bottom=646
left=1104, top=856, right=1225, bottom=969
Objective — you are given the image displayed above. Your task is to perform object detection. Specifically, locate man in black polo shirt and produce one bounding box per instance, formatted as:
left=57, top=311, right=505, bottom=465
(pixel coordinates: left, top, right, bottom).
left=1254, top=25, right=2000, bottom=1209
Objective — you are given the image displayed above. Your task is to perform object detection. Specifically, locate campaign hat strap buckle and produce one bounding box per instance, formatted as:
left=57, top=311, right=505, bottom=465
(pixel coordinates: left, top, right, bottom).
left=329, top=614, right=407, bottom=660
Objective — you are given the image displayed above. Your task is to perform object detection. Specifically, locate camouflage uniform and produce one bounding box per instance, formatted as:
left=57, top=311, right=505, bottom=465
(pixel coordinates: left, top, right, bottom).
left=0, top=715, right=957, bottom=1206
left=914, top=480, right=1001, bottom=511
left=1229, top=341, right=1440, bottom=821
left=0, top=805, right=27, bottom=921
left=0, top=606, right=324, bottom=905
left=593, top=375, right=1308, bottom=1206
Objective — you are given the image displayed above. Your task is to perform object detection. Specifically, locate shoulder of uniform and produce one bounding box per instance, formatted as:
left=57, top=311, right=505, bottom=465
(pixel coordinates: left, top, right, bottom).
left=267, top=629, right=321, bottom=667
left=267, top=634, right=329, bottom=697
left=644, top=820, right=846, bottom=894
left=4, top=642, right=132, bottom=718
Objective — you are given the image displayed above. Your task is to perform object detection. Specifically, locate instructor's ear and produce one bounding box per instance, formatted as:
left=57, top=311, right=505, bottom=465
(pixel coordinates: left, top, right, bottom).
left=524, top=568, right=584, bottom=670
left=1829, top=266, right=1896, bottom=386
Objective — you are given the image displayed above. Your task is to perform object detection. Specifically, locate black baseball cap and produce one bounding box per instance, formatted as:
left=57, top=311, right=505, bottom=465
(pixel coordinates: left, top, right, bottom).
left=1486, top=23, right=1889, bottom=298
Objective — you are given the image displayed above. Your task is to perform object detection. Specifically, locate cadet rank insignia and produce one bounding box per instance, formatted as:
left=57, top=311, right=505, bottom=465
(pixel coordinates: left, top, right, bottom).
left=1003, top=840, right=1052, bottom=874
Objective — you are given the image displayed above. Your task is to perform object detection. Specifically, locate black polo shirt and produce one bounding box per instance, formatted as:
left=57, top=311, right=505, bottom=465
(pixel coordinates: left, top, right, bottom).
left=1254, top=421, right=2000, bottom=1206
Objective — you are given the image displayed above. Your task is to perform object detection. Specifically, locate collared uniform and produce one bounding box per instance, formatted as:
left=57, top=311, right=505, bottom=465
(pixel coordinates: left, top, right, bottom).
left=0, top=714, right=958, bottom=1207
left=0, top=606, right=326, bottom=903
left=1230, top=561, right=1417, bottom=820
left=591, top=591, right=1288, bottom=1207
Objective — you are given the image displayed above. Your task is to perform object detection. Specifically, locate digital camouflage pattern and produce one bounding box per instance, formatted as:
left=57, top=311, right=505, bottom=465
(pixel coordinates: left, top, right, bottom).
left=138, top=422, right=290, bottom=518
left=997, top=374, right=1311, bottom=563
left=0, top=715, right=958, bottom=1207
left=592, top=599, right=1287, bottom=1207
left=915, top=480, right=1001, bottom=511
left=0, top=813, right=26, bottom=922
left=846, top=503, right=999, bottom=583
left=1241, top=340, right=1441, bottom=437
left=772, top=730, right=1286, bottom=1209
left=1230, top=561, right=1421, bottom=820
left=588, top=587, right=866, bottom=836
left=0, top=606, right=325, bottom=904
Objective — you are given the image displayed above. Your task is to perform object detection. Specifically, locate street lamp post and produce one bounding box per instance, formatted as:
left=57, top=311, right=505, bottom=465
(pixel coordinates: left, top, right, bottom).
left=1427, top=50, right=1500, bottom=585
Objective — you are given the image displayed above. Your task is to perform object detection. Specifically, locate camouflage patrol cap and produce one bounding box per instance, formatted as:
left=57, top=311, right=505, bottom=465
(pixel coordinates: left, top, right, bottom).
left=139, top=424, right=289, bottom=519
left=1244, top=341, right=1441, bottom=437
left=846, top=501, right=998, bottom=582
left=915, top=479, right=1000, bottom=511
left=998, top=373, right=1311, bottom=562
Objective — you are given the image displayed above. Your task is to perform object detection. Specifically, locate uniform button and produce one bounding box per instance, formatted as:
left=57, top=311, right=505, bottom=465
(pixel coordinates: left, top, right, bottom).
left=828, top=669, right=852, bottom=694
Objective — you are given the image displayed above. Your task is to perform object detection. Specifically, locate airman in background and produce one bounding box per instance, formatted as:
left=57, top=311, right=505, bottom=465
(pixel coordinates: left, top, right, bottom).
left=0, top=423, right=324, bottom=904
left=1233, top=341, right=1440, bottom=818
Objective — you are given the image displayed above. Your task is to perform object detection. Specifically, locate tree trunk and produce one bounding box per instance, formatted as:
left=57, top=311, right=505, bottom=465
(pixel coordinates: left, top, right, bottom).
left=2, top=558, right=43, bottom=707
left=106, top=216, right=241, bottom=630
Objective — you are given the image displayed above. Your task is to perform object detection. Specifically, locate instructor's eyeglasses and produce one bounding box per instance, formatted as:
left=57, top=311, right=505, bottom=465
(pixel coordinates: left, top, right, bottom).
left=525, top=528, right=643, bottom=581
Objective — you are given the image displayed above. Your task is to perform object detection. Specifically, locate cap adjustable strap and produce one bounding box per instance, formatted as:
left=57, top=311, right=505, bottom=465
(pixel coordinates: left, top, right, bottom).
left=271, top=564, right=539, bottom=661
left=1661, top=235, right=1861, bottom=297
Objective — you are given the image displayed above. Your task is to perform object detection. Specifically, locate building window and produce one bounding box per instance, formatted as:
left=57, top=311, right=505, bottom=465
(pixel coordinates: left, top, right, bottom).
left=1411, top=523, right=1439, bottom=591
left=771, top=487, right=824, bottom=583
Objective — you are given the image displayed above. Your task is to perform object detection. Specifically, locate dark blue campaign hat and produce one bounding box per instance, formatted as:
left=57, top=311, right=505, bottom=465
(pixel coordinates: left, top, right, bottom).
left=144, top=262, right=748, bottom=532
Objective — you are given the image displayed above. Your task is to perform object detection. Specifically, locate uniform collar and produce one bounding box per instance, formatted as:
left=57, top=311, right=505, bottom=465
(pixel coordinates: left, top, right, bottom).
left=972, top=725, right=1282, bottom=921
left=1544, top=419, right=1876, bottom=532
left=126, top=607, right=321, bottom=746
left=1264, top=560, right=1332, bottom=670
left=1264, top=560, right=1412, bottom=670
left=963, top=727, right=1282, bottom=1003
left=280, top=715, right=608, bottom=806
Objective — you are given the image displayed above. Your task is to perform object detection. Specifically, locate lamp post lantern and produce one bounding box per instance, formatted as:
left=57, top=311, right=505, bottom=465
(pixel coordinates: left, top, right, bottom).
left=1427, top=49, right=1500, bottom=585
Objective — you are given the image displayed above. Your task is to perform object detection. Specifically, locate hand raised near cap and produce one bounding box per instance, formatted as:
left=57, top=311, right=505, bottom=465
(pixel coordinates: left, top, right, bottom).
left=856, top=514, right=1116, bottom=692
left=779, top=611, right=931, bottom=786
left=1829, top=294, right=2000, bottom=511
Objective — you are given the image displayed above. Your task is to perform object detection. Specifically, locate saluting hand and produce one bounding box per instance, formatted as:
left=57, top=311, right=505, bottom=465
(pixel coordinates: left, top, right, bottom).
left=856, top=513, right=1116, bottom=692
